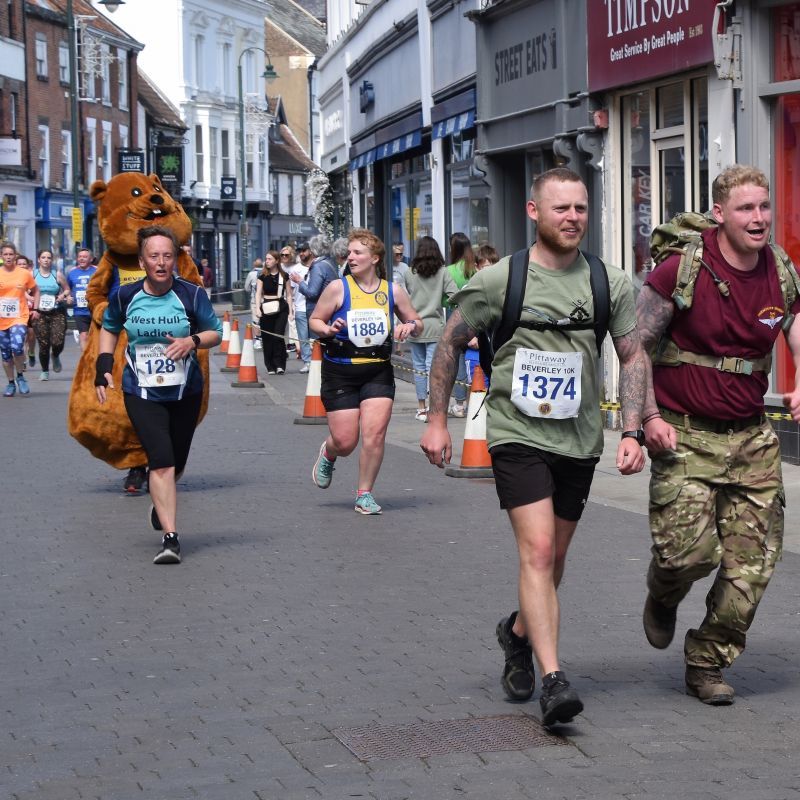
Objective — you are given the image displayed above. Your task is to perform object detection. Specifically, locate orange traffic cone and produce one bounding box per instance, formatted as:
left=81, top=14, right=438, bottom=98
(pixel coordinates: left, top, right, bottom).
left=445, top=365, right=493, bottom=478
left=232, top=323, right=265, bottom=388
left=221, top=319, right=241, bottom=372
left=217, top=310, right=231, bottom=355
left=294, top=339, right=327, bottom=425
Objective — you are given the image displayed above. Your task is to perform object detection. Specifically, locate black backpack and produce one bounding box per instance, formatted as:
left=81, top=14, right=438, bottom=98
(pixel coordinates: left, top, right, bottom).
left=477, top=248, right=611, bottom=378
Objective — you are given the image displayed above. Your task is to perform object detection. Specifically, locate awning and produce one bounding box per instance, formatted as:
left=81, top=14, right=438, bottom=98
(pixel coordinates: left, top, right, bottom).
left=349, top=129, right=422, bottom=171
left=431, top=110, right=475, bottom=140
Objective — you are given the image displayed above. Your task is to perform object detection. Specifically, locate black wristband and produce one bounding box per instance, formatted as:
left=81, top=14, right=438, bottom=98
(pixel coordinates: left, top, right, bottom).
left=95, top=353, right=114, bottom=387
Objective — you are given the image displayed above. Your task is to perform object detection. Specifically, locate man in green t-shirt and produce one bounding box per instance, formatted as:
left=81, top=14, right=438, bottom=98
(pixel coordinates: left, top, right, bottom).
left=420, top=167, right=646, bottom=726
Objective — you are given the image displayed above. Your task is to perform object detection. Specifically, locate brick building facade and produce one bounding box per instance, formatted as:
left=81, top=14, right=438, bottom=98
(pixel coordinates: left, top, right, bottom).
left=24, top=0, right=141, bottom=265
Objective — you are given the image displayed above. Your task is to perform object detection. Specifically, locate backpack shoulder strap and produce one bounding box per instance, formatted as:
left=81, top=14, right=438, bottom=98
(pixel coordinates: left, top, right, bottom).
left=672, top=237, right=704, bottom=311
left=769, top=243, right=800, bottom=331
left=494, top=247, right=530, bottom=351
left=582, top=251, right=610, bottom=356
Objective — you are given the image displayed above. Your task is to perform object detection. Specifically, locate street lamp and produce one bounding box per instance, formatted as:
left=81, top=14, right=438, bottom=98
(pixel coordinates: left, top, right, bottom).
left=66, top=0, right=125, bottom=252
left=237, top=47, right=277, bottom=280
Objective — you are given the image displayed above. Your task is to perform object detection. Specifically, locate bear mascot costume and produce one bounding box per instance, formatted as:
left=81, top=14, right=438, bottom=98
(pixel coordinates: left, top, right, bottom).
left=68, top=172, right=211, bottom=489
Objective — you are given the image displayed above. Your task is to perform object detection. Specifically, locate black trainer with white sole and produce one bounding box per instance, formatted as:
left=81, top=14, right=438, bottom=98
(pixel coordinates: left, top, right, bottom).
left=153, top=533, right=181, bottom=564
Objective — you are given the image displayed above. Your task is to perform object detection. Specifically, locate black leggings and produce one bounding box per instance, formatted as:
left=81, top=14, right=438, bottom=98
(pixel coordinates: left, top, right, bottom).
left=260, top=310, right=288, bottom=371
left=124, top=392, right=203, bottom=472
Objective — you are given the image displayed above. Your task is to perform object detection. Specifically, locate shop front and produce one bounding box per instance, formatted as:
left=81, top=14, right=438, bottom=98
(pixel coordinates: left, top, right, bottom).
left=35, top=189, right=95, bottom=269
left=472, top=0, right=597, bottom=254
left=587, top=0, right=717, bottom=291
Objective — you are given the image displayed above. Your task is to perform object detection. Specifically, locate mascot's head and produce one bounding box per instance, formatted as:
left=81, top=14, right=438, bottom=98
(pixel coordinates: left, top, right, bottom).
left=90, top=172, right=193, bottom=255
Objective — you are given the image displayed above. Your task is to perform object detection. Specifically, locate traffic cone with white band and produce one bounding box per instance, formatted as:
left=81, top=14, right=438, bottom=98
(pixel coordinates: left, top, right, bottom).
left=294, top=339, right=327, bottom=425
left=232, top=323, right=265, bottom=388
left=445, top=365, right=493, bottom=478
left=221, top=319, right=241, bottom=373
left=218, top=311, right=231, bottom=355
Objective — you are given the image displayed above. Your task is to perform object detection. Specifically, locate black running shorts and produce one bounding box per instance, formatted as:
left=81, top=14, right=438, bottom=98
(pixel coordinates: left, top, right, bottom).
left=489, top=442, right=599, bottom=521
left=320, top=359, right=395, bottom=411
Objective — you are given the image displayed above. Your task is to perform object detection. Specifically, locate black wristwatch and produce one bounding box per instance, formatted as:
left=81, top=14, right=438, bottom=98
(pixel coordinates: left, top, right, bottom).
left=191, top=334, right=201, bottom=350
left=621, top=429, right=645, bottom=446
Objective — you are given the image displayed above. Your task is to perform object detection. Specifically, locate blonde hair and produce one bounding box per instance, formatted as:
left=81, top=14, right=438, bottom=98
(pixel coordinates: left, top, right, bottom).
left=712, top=165, right=769, bottom=205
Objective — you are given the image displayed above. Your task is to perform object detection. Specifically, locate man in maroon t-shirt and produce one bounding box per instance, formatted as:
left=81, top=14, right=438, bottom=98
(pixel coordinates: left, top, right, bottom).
left=637, top=164, right=800, bottom=706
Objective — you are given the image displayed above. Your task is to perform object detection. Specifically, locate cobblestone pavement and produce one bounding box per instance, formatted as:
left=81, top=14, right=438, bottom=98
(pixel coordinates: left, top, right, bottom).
left=4, top=333, right=800, bottom=800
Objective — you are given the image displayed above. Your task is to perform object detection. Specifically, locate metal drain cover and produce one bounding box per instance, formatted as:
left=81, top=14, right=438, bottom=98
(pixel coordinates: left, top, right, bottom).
left=332, top=714, right=569, bottom=761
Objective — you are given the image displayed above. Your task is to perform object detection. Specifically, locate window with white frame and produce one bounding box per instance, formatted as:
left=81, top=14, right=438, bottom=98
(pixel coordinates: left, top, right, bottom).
left=10, top=92, right=18, bottom=133
left=221, top=130, right=231, bottom=178
left=222, top=43, right=232, bottom=96
left=194, top=36, right=204, bottom=88
left=86, top=118, right=97, bottom=184
left=39, top=125, right=50, bottom=187
left=59, top=42, right=69, bottom=83
left=195, top=124, right=204, bottom=183
left=36, top=34, right=48, bottom=79
left=117, top=48, right=128, bottom=109
left=61, top=130, right=72, bottom=190
left=101, top=44, right=111, bottom=103
left=293, top=175, right=304, bottom=216
left=258, top=136, right=266, bottom=189
left=102, top=124, right=112, bottom=181
left=209, top=126, right=218, bottom=184
left=246, top=133, right=254, bottom=188
left=119, top=124, right=129, bottom=152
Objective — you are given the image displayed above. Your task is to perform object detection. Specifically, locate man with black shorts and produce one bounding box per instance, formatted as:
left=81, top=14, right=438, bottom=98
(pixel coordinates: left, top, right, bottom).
left=67, top=248, right=97, bottom=351
left=420, top=167, right=646, bottom=726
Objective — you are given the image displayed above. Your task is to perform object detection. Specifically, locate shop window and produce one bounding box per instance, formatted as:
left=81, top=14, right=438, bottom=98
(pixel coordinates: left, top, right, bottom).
left=620, top=76, right=707, bottom=290
left=445, top=132, right=488, bottom=246
left=772, top=3, right=800, bottom=394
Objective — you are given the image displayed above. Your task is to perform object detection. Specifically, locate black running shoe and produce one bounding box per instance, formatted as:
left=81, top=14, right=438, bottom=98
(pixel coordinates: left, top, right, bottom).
left=148, top=504, right=163, bottom=532
left=124, top=466, right=148, bottom=494
left=153, top=533, right=181, bottom=564
left=496, top=611, right=536, bottom=701
left=539, top=671, right=583, bottom=727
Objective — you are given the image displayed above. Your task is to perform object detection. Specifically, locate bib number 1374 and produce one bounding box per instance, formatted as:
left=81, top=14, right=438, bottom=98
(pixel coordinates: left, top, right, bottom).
left=510, top=348, right=582, bottom=419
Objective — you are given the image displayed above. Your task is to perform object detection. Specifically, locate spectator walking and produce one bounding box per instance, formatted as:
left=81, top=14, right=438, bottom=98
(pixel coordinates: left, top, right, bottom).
left=402, top=236, right=458, bottom=422
left=289, top=237, right=338, bottom=327
left=255, top=251, right=292, bottom=374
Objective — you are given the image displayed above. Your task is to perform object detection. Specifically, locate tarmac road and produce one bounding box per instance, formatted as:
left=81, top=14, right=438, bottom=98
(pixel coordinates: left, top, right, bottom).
left=3, top=332, right=800, bottom=799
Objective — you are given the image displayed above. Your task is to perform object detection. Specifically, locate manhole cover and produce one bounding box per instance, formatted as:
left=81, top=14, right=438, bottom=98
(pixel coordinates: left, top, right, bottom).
left=332, top=714, right=569, bottom=761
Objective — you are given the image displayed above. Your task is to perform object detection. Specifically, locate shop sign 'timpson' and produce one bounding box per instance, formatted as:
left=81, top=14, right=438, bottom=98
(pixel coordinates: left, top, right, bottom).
left=587, top=0, right=716, bottom=92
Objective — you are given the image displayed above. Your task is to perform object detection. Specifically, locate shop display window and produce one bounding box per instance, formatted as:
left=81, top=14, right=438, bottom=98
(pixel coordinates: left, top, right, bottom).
left=772, top=3, right=800, bottom=393
left=620, top=77, right=707, bottom=291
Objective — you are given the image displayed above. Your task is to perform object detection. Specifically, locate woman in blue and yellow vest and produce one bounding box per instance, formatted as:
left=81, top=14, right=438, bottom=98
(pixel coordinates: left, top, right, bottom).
left=309, top=228, right=422, bottom=515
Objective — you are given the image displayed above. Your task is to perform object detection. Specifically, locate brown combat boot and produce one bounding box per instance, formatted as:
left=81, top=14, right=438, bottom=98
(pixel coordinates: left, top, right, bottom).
left=685, top=666, right=735, bottom=705
left=643, top=594, right=677, bottom=649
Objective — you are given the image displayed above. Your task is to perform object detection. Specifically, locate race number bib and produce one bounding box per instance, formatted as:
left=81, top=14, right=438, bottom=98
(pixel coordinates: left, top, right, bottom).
left=75, top=290, right=87, bottom=308
left=39, top=294, right=56, bottom=311
left=134, top=343, right=186, bottom=388
left=346, top=308, right=388, bottom=347
left=510, top=349, right=582, bottom=419
left=0, top=298, right=20, bottom=318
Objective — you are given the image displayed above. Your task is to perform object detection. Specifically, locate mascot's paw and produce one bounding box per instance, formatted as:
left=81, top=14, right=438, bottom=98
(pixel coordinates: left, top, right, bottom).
left=123, top=466, right=149, bottom=494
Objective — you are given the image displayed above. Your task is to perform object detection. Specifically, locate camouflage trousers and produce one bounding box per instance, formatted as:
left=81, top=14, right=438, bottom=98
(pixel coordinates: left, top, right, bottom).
left=647, top=416, right=784, bottom=669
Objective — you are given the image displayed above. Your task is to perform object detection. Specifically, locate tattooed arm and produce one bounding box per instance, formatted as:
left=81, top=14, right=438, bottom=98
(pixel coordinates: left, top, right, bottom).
left=420, top=308, right=476, bottom=468
left=635, top=284, right=677, bottom=452
left=611, top=327, right=647, bottom=474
